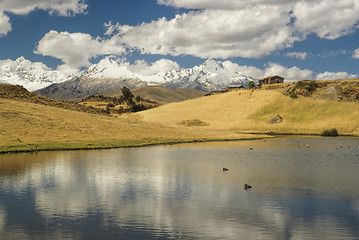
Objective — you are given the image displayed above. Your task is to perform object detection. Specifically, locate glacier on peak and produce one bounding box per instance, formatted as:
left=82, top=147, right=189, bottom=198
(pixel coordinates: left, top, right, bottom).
left=0, top=57, right=72, bottom=91
left=82, top=56, right=169, bottom=84
left=82, top=57, right=256, bottom=91
left=162, top=59, right=257, bottom=91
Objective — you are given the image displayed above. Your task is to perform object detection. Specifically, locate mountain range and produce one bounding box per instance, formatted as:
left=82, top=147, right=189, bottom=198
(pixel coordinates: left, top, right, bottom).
left=1, top=56, right=256, bottom=100
left=0, top=57, right=72, bottom=91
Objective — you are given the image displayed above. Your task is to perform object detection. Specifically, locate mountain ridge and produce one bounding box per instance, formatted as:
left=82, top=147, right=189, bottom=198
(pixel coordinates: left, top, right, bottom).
left=0, top=57, right=72, bottom=91
left=2, top=56, right=257, bottom=100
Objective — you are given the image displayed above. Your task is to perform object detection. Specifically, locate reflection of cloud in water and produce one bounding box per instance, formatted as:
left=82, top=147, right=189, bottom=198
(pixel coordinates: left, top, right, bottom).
left=0, top=206, right=6, bottom=230
left=1, top=145, right=359, bottom=239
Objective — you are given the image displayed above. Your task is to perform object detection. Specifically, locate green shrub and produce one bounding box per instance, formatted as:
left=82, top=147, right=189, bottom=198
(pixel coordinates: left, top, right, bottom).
left=290, top=93, right=298, bottom=98
left=248, top=81, right=255, bottom=89
left=321, top=128, right=339, bottom=137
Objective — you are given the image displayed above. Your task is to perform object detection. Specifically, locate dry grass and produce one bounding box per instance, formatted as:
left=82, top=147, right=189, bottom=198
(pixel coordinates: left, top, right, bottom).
left=2, top=79, right=359, bottom=153
left=0, top=98, right=261, bottom=153
left=139, top=88, right=359, bottom=136
left=105, top=85, right=206, bottom=105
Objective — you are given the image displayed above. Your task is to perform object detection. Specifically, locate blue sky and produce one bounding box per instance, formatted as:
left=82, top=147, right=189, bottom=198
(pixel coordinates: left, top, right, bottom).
left=1, top=0, right=359, bottom=80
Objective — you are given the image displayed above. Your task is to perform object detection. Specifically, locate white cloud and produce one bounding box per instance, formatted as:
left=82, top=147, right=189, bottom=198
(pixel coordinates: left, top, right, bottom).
left=35, top=30, right=126, bottom=74
left=0, top=0, right=87, bottom=16
left=111, top=6, right=296, bottom=59
left=157, top=0, right=296, bottom=10
left=235, top=61, right=356, bottom=81
left=126, top=59, right=180, bottom=75
left=316, top=71, right=357, bottom=80
left=293, top=0, right=359, bottom=39
left=223, top=61, right=314, bottom=81
left=263, top=63, right=314, bottom=81
left=0, top=11, right=11, bottom=36
left=286, top=52, right=308, bottom=60
left=0, top=0, right=87, bottom=37
left=353, top=48, right=359, bottom=59
left=108, top=0, right=359, bottom=60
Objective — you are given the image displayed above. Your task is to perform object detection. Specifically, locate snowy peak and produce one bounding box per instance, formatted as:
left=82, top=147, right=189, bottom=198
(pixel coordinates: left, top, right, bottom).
left=201, top=59, right=226, bottom=72
left=83, top=56, right=137, bottom=79
left=82, top=56, right=168, bottom=84
left=163, top=59, right=256, bottom=91
left=0, top=57, right=72, bottom=91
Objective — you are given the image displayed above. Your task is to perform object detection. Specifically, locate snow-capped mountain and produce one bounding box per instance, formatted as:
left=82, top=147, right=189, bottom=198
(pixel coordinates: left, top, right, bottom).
left=4, top=56, right=257, bottom=100
left=82, top=57, right=256, bottom=91
left=83, top=57, right=137, bottom=79
left=82, top=57, right=166, bottom=85
left=163, top=59, right=257, bottom=91
left=0, top=57, right=72, bottom=91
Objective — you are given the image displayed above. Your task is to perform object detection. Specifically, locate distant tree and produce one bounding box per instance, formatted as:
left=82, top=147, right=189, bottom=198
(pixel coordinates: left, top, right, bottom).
left=248, top=81, right=255, bottom=89
left=121, top=87, right=134, bottom=101
left=135, top=95, right=141, bottom=103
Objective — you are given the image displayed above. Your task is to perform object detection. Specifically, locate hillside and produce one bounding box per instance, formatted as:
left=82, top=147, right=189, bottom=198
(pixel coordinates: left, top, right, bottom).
left=0, top=87, right=258, bottom=153
left=35, top=76, right=147, bottom=100
left=261, top=79, right=359, bottom=101
left=0, top=84, right=108, bottom=115
left=137, top=79, right=359, bottom=136
left=105, top=85, right=206, bottom=105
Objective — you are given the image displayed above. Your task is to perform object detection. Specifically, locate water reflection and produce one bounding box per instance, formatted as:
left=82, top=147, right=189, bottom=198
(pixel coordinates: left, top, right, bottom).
left=0, top=137, right=359, bottom=239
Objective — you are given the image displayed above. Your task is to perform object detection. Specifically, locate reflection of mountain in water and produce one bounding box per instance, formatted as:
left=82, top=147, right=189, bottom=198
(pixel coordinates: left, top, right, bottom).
left=1, top=139, right=359, bottom=239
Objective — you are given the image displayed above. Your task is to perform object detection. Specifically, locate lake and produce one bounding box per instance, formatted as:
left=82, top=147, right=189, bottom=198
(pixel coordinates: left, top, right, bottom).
left=0, top=137, right=359, bottom=239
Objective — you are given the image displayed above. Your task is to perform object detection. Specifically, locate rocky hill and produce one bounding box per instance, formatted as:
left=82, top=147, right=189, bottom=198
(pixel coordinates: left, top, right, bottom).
left=261, top=79, right=359, bottom=101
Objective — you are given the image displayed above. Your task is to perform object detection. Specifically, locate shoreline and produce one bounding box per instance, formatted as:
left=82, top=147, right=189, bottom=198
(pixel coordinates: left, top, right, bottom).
left=0, top=136, right=273, bottom=155
left=2, top=133, right=357, bottom=155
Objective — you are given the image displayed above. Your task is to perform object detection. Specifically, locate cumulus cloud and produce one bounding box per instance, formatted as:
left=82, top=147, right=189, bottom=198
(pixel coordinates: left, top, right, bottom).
left=157, top=0, right=297, bottom=10
left=0, top=0, right=87, bottom=16
left=0, top=0, right=87, bottom=37
left=353, top=48, right=359, bottom=59
left=229, top=61, right=356, bottom=81
left=293, top=0, right=359, bottom=39
left=223, top=60, right=314, bottom=81
left=286, top=52, right=308, bottom=60
left=111, top=5, right=296, bottom=59
left=125, top=59, right=180, bottom=75
left=316, top=71, right=357, bottom=80
left=34, top=30, right=126, bottom=74
left=0, top=11, right=11, bottom=36
left=106, top=0, right=359, bottom=60
left=263, top=63, right=314, bottom=81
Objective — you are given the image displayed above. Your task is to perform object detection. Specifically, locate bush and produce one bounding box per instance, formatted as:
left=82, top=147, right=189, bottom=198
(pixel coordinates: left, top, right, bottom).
left=290, top=93, right=298, bottom=98
left=107, top=103, right=115, bottom=108
left=321, top=128, right=339, bottom=137
left=248, top=81, right=255, bottom=89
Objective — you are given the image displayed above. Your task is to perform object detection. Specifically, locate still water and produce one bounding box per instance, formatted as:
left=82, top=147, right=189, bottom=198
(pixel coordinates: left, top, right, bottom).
left=0, top=137, right=359, bottom=239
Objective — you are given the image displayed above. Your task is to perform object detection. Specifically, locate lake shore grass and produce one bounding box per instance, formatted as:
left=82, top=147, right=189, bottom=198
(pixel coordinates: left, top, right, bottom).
left=0, top=136, right=273, bottom=154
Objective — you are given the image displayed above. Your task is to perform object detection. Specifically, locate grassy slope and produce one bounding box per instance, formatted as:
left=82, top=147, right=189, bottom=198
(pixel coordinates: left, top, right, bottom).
left=0, top=98, right=258, bottom=153
left=105, top=85, right=206, bottom=105
left=138, top=88, right=359, bottom=136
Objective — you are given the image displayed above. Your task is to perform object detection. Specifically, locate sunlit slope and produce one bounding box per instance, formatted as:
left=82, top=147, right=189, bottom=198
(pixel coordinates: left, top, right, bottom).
left=138, top=89, right=359, bottom=135
left=0, top=98, right=255, bottom=152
